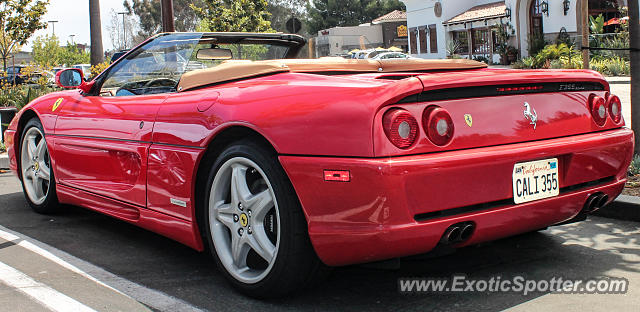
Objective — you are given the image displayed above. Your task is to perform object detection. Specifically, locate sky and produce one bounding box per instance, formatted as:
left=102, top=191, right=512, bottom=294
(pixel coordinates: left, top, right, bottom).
left=25, top=0, right=127, bottom=52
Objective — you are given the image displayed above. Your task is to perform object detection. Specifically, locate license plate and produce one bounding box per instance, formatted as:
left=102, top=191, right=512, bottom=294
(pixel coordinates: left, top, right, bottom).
left=513, top=158, right=559, bottom=204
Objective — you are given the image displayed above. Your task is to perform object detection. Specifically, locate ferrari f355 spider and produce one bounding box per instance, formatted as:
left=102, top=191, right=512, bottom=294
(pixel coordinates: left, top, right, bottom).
left=4, top=32, right=633, bottom=297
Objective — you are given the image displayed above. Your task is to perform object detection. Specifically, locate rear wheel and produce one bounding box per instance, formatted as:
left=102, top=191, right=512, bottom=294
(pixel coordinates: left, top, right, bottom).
left=20, top=118, right=59, bottom=214
left=204, top=140, right=324, bottom=298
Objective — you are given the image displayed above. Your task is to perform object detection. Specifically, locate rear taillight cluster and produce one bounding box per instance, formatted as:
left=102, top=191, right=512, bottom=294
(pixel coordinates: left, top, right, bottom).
left=382, top=106, right=454, bottom=149
left=382, top=109, right=419, bottom=149
left=589, top=93, right=623, bottom=126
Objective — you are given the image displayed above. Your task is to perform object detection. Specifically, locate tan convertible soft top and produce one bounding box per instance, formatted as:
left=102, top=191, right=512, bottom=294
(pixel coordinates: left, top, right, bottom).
left=178, top=58, right=487, bottom=92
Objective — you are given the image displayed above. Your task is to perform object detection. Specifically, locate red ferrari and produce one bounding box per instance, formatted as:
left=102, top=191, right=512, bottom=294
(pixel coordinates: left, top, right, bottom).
left=3, top=32, right=634, bottom=297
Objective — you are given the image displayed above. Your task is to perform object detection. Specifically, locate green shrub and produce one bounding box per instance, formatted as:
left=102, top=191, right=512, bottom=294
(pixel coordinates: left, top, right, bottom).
left=521, top=56, right=536, bottom=69
left=0, top=85, right=60, bottom=110
left=527, top=33, right=547, bottom=56
left=629, top=154, right=640, bottom=176
left=0, top=142, right=5, bottom=153
left=591, top=56, right=630, bottom=76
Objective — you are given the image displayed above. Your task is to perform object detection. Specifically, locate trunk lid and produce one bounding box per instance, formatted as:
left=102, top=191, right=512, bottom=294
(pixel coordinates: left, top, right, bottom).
left=373, top=69, right=617, bottom=156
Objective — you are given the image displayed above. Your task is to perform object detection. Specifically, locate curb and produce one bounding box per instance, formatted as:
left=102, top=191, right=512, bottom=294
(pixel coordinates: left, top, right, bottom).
left=594, top=195, right=640, bottom=222
left=0, top=154, right=8, bottom=170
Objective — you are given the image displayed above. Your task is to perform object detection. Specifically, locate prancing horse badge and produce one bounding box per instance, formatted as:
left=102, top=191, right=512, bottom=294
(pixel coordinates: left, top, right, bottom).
left=464, top=114, right=473, bottom=127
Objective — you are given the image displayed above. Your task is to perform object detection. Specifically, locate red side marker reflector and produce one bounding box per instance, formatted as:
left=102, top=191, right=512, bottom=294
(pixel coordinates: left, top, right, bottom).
left=324, top=170, right=350, bottom=182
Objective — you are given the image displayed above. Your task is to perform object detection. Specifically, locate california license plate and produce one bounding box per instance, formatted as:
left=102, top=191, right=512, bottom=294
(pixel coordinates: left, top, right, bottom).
left=513, top=158, right=559, bottom=204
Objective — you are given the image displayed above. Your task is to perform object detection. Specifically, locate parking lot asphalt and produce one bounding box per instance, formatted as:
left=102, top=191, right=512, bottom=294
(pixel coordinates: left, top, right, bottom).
left=1, top=171, right=640, bottom=311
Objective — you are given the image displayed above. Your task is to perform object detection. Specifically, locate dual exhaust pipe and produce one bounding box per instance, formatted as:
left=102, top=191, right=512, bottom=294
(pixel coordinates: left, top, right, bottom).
left=439, top=193, right=609, bottom=245
left=440, top=222, right=475, bottom=245
left=583, top=192, right=609, bottom=214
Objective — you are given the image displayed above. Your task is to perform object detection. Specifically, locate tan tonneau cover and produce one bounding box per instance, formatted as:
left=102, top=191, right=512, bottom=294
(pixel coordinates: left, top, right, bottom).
left=178, top=58, right=486, bottom=91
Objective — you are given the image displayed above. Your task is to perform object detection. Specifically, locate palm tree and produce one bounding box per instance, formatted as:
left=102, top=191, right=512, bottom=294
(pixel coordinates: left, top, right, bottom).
left=89, top=0, right=104, bottom=66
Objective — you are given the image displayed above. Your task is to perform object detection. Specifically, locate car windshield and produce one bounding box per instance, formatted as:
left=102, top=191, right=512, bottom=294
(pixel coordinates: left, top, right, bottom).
left=6, top=67, right=20, bottom=74
left=99, top=33, right=294, bottom=96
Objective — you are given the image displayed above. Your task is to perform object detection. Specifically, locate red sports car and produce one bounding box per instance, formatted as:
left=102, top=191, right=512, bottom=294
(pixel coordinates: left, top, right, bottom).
left=3, top=32, right=634, bottom=298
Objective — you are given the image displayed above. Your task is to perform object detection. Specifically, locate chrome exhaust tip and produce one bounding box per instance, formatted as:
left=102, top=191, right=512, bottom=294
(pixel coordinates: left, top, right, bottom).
left=440, top=226, right=462, bottom=244
left=460, top=224, right=475, bottom=241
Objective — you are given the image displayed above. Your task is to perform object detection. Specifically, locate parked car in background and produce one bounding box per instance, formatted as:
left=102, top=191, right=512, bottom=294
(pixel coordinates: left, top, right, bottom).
left=2, top=65, right=51, bottom=85
left=52, top=67, right=66, bottom=74
left=3, top=65, right=28, bottom=85
left=110, top=50, right=129, bottom=63
left=72, top=64, right=91, bottom=78
left=372, top=52, right=413, bottom=60
left=364, top=49, right=391, bottom=59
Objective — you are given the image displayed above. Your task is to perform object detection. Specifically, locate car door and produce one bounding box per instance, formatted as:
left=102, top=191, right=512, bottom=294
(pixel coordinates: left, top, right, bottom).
left=53, top=33, right=202, bottom=208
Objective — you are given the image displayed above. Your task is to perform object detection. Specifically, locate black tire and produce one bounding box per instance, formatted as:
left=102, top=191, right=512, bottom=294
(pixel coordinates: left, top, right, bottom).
left=203, top=139, right=326, bottom=298
left=19, top=118, right=60, bottom=214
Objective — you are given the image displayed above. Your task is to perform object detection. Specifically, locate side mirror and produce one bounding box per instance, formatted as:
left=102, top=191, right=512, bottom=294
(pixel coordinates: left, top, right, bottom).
left=55, top=68, right=94, bottom=93
left=56, top=69, right=84, bottom=88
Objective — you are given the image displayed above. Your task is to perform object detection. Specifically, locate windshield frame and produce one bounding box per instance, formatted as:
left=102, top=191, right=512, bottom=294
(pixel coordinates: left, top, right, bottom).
left=89, top=32, right=306, bottom=96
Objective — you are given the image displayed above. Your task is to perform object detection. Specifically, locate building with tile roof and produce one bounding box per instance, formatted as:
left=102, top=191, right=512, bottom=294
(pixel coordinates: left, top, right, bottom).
left=401, top=0, right=627, bottom=62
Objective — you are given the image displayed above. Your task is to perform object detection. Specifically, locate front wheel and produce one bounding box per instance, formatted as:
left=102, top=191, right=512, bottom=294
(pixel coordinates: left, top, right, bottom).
left=20, top=118, right=59, bottom=214
left=204, top=141, right=325, bottom=298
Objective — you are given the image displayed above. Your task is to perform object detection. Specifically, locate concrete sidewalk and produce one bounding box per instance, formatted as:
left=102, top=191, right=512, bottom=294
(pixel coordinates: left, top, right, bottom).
left=596, top=195, right=640, bottom=222
left=0, top=153, right=8, bottom=170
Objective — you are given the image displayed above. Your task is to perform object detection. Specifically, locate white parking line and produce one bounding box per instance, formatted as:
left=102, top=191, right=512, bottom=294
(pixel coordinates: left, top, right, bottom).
left=0, top=225, right=204, bottom=312
left=0, top=261, right=97, bottom=312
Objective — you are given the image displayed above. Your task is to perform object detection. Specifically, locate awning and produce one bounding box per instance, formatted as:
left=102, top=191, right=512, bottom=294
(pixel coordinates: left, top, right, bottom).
left=443, top=2, right=506, bottom=26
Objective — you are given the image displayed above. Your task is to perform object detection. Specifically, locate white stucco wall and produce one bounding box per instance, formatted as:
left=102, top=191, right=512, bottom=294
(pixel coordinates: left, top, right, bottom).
left=402, top=0, right=509, bottom=59
left=402, top=0, right=588, bottom=60
left=316, top=24, right=383, bottom=56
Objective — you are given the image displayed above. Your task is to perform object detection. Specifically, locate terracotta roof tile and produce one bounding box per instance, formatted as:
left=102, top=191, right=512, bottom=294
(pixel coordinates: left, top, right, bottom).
left=444, top=2, right=506, bottom=25
left=373, top=10, right=407, bottom=23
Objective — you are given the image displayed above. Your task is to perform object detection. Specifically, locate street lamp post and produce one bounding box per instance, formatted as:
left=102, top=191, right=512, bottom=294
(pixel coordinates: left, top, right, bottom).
left=48, top=20, right=58, bottom=36
left=117, top=12, right=128, bottom=50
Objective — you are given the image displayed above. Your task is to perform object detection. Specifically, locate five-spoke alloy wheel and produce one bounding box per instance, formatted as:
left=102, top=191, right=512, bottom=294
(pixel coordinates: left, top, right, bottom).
left=203, top=140, right=325, bottom=298
left=209, top=156, right=280, bottom=284
left=20, top=118, right=59, bottom=213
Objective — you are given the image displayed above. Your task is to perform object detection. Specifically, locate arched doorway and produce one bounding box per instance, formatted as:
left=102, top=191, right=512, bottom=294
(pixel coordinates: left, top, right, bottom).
left=529, top=0, right=544, bottom=37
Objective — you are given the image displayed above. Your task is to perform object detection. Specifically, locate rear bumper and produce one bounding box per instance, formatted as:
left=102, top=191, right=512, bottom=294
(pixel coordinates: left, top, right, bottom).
left=279, top=129, right=634, bottom=266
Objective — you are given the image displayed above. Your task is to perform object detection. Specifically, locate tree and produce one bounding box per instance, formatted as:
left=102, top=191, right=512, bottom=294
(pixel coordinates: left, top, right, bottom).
left=31, top=35, right=63, bottom=67
left=306, top=0, right=405, bottom=34
left=268, top=0, right=308, bottom=34
left=192, top=0, right=273, bottom=32
left=108, top=9, right=136, bottom=50
left=31, top=34, right=90, bottom=68
left=60, top=43, right=90, bottom=66
left=124, top=0, right=204, bottom=40
left=0, top=0, right=48, bottom=71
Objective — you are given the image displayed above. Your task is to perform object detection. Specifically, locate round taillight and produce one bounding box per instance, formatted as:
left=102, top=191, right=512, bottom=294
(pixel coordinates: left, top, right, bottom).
left=589, top=95, right=607, bottom=126
left=382, top=109, right=419, bottom=149
left=422, top=106, right=454, bottom=146
left=608, top=95, right=622, bottom=124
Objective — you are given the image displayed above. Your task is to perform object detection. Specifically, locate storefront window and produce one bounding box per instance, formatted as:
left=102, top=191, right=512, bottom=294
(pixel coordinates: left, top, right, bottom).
left=410, top=27, right=418, bottom=54
left=419, top=26, right=428, bottom=54
left=452, top=31, right=469, bottom=55
left=429, top=25, right=438, bottom=53
left=472, top=29, right=490, bottom=55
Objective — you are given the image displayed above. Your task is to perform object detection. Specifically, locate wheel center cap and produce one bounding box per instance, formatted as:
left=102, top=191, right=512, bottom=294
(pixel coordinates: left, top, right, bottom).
left=239, top=213, right=248, bottom=227
left=34, top=162, right=39, bottom=171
